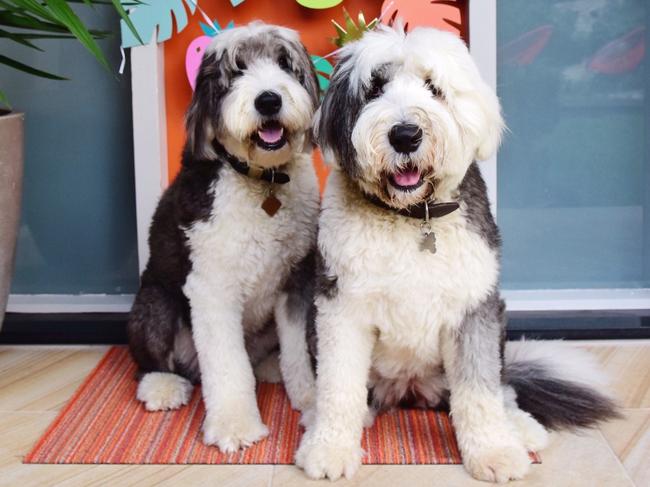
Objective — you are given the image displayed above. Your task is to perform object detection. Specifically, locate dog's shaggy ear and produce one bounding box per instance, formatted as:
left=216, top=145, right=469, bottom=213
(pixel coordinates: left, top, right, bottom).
left=454, top=75, right=505, bottom=162
left=316, top=58, right=364, bottom=178
left=473, top=81, right=504, bottom=161
left=185, top=51, right=228, bottom=161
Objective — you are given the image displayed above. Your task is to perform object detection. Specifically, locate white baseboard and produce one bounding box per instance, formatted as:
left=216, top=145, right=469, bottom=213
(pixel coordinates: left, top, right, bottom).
left=504, top=288, right=650, bottom=312
left=6, top=294, right=135, bottom=313
left=6, top=289, right=648, bottom=314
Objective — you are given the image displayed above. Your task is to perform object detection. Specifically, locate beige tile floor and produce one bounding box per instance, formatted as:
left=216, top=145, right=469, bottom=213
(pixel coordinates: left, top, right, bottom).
left=0, top=341, right=648, bottom=487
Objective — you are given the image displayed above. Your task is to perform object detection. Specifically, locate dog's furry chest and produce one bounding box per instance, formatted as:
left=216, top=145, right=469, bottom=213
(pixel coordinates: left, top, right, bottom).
left=185, top=161, right=318, bottom=330
left=320, top=172, right=498, bottom=379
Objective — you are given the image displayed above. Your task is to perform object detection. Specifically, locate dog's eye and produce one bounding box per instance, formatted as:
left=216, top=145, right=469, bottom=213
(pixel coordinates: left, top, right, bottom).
left=235, top=57, right=247, bottom=71
left=367, top=75, right=385, bottom=100
left=278, top=53, right=292, bottom=72
left=425, top=79, right=442, bottom=98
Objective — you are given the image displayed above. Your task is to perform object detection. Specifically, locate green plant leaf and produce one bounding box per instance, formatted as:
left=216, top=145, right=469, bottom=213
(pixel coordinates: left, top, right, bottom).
left=109, top=0, right=143, bottom=45
left=0, top=0, right=145, bottom=90
left=0, top=28, right=44, bottom=49
left=44, top=0, right=110, bottom=70
left=0, top=11, right=69, bottom=33
left=6, top=0, right=58, bottom=22
left=0, top=89, right=10, bottom=109
left=0, top=53, right=67, bottom=79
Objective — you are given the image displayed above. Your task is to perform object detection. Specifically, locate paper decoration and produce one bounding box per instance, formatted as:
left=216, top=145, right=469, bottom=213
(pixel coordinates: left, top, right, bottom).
left=121, top=0, right=197, bottom=48
left=186, top=20, right=235, bottom=90
left=311, top=55, right=334, bottom=92
left=201, top=19, right=235, bottom=37
left=186, top=36, right=213, bottom=90
left=380, top=0, right=464, bottom=35
left=297, top=0, right=344, bottom=9
left=332, top=9, right=378, bottom=47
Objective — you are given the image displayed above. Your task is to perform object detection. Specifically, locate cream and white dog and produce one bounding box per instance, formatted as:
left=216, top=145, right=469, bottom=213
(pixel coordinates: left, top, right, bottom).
left=295, top=25, right=618, bottom=483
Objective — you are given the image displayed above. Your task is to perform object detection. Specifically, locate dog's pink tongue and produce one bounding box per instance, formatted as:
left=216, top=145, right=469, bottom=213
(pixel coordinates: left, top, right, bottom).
left=393, top=169, right=421, bottom=186
left=258, top=126, right=284, bottom=144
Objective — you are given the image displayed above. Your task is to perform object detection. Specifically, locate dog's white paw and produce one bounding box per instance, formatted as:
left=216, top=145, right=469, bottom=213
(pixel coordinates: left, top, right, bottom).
left=136, top=372, right=193, bottom=411
left=508, top=408, right=549, bottom=452
left=289, top=386, right=315, bottom=413
left=202, top=413, right=269, bottom=452
left=299, top=406, right=316, bottom=429
left=463, top=443, right=531, bottom=483
left=295, top=433, right=363, bottom=481
left=363, top=408, right=377, bottom=428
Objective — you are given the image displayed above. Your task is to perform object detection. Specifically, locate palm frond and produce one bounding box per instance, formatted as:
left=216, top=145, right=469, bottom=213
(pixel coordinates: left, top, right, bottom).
left=0, top=0, right=143, bottom=105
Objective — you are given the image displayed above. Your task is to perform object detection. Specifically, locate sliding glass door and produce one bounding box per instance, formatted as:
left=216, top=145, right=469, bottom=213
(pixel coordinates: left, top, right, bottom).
left=1, top=7, right=138, bottom=311
left=473, top=0, right=649, bottom=326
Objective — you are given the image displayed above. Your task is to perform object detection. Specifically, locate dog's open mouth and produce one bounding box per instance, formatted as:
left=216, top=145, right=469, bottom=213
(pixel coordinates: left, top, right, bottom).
left=388, top=164, right=425, bottom=192
left=253, top=121, right=287, bottom=151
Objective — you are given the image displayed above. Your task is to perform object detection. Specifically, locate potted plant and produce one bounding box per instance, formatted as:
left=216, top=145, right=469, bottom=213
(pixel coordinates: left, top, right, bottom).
left=0, top=1, right=141, bottom=327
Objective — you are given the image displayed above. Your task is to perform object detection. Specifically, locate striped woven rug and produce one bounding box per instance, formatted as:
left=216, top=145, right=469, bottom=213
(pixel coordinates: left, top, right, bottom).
left=25, top=347, right=539, bottom=465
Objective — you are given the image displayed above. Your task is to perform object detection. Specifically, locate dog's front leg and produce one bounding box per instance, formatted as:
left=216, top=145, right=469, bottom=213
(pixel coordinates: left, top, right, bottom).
left=442, top=293, right=531, bottom=483
left=295, top=299, right=375, bottom=481
left=274, top=292, right=315, bottom=412
left=185, top=274, right=268, bottom=452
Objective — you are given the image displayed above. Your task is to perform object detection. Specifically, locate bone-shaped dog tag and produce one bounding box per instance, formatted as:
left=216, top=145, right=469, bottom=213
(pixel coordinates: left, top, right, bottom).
left=420, top=218, right=436, bottom=254
left=420, top=231, right=437, bottom=254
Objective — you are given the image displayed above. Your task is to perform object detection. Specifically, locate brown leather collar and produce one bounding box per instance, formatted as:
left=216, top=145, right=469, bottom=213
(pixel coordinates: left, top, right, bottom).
left=365, top=193, right=459, bottom=220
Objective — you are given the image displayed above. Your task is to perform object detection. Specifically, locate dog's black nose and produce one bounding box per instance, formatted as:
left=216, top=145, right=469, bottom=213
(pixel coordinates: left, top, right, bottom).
left=388, top=123, right=423, bottom=154
left=254, top=91, right=282, bottom=116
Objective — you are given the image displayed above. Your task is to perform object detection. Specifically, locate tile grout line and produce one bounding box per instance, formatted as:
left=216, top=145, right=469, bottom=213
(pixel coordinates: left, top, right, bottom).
left=596, top=428, right=637, bottom=487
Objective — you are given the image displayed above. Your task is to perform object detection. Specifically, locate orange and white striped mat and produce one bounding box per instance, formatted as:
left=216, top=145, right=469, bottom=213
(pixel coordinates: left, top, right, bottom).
left=25, top=347, right=538, bottom=465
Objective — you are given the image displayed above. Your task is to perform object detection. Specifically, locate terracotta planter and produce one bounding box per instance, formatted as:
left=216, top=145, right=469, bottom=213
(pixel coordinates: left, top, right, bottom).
left=0, top=111, right=24, bottom=329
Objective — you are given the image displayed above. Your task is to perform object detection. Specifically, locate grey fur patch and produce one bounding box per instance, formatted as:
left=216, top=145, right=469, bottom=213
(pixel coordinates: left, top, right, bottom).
left=458, top=163, right=501, bottom=250
left=185, top=50, right=229, bottom=159
left=281, top=248, right=319, bottom=371
left=315, top=247, right=338, bottom=300
left=505, top=360, right=621, bottom=430
left=316, top=56, right=364, bottom=179
left=447, top=291, right=506, bottom=395
left=284, top=249, right=316, bottom=323
left=172, top=325, right=200, bottom=383
left=245, top=321, right=280, bottom=366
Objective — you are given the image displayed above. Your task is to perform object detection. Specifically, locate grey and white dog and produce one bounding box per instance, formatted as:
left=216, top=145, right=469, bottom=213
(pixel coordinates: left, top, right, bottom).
left=127, top=22, right=319, bottom=452
left=295, top=25, right=618, bottom=483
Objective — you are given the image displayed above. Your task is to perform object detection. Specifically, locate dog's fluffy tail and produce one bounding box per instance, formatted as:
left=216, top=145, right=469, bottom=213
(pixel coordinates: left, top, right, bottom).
left=504, top=340, right=620, bottom=430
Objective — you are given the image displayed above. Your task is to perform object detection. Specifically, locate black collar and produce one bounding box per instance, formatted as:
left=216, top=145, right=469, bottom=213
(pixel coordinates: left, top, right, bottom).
left=365, top=193, right=459, bottom=220
left=212, top=140, right=290, bottom=185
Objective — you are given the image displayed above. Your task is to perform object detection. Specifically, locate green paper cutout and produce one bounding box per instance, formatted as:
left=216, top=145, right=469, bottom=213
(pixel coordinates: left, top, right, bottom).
left=332, top=8, right=378, bottom=47
left=297, top=0, right=344, bottom=10
left=311, top=55, right=334, bottom=92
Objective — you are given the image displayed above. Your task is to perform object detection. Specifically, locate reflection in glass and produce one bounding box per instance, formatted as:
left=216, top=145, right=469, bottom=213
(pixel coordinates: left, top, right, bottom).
left=497, top=0, right=649, bottom=289
left=1, top=8, right=139, bottom=294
